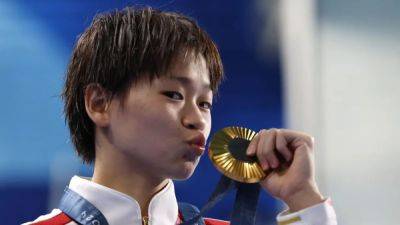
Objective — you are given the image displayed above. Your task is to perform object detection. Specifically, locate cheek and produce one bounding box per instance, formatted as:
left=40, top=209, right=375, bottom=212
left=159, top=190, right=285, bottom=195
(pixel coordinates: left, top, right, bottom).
left=122, top=104, right=179, bottom=147
left=146, top=104, right=180, bottom=133
left=205, top=115, right=212, bottom=139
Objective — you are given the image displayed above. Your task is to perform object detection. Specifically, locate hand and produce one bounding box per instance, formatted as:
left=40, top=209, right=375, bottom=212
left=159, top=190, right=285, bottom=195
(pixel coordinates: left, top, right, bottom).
left=246, top=128, right=324, bottom=212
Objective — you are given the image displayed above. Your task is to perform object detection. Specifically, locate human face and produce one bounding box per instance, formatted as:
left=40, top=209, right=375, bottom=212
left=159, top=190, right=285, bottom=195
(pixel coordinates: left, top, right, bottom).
left=106, top=54, right=212, bottom=180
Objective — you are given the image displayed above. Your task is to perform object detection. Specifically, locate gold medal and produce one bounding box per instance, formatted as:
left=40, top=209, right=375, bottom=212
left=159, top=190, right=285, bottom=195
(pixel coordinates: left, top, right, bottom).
left=208, top=126, right=266, bottom=183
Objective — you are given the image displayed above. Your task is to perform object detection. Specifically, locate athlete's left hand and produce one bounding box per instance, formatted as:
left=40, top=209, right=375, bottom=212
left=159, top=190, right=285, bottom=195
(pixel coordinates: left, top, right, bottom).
left=246, top=128, right=325, bottom=212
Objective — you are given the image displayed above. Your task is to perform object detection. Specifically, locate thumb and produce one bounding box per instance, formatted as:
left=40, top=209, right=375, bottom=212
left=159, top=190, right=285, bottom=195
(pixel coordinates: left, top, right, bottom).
left=246, top=130, right=262, bottom=156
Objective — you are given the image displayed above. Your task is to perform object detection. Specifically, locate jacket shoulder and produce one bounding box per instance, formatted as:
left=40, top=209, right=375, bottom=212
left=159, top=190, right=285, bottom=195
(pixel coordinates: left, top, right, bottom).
left=22, top=209, right=75, bottom=225
left=204, top=218, right=230, bottom=225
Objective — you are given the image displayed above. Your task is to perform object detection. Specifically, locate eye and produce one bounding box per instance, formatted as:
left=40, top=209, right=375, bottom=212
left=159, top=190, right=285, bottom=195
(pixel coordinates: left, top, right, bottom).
left=163, top=91, right=183, bottom=100
left=199, top=101, right=213, bottom=110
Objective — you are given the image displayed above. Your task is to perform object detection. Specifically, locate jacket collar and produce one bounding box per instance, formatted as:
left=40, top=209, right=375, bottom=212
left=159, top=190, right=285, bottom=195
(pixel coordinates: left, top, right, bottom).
left=68, top=176, right=179, bottom=225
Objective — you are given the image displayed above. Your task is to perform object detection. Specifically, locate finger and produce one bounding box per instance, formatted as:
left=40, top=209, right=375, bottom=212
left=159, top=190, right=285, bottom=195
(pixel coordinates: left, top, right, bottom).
left=277, top=129, right=315, bottom=149
left=275, top=129, right=292, bottom=162
left=258, top=129, right=280, bottom=169
left=264, top=129, right=280, bottom=169
left=255, top=130, right=270, bottom=170
left=246, top=130, right=262, bottom=156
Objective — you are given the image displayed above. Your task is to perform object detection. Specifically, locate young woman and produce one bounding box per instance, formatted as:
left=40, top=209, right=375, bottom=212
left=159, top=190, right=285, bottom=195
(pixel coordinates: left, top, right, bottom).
left=23, top=7, right=337, bottom=225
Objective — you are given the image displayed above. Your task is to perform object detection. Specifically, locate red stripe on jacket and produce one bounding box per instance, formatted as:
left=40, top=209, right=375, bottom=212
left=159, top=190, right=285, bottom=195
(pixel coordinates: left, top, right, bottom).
left=31, top=211, right=228, bottom=225
left=29, top=212, right=72, bottom=225
left=204, top=218, right=230, bottom=225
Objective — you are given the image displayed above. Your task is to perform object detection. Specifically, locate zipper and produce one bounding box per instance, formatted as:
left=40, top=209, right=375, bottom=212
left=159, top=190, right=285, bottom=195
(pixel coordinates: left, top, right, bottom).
left=142, top=216, right=149, bottom=225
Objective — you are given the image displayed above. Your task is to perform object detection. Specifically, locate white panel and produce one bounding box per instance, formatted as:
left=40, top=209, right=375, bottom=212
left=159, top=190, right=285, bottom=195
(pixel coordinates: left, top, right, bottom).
left=320, top=23, right=400, bottom=225
left=277, top=0, right=330, bottom=190
left=279, top=0, right=400, bottom=224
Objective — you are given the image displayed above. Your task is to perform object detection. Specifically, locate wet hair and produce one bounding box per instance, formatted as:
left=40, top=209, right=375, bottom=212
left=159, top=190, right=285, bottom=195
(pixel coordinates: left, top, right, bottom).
left=62, top=6, right=224, bottom=163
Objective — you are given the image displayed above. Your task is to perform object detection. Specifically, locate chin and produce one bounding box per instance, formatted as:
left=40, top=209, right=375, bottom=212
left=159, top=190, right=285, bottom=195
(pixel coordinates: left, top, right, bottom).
left=171, top=160, right=198, bottom=180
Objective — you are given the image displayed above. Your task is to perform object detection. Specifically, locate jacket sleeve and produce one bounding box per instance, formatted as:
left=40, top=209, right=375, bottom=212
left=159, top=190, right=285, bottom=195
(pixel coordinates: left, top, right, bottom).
left=276, top=198, right=337, bottom=225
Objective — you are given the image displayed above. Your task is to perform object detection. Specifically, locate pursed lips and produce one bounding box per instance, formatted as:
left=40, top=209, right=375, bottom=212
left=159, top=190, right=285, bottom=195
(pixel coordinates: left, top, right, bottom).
left=188, top=143, right=205, bottom=156
left=184, top=134, right=206, bottom=160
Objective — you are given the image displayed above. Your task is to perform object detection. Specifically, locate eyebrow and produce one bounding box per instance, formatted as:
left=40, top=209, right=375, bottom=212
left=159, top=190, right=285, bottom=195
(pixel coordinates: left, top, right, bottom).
left=167, top=75, right=212, bottom=91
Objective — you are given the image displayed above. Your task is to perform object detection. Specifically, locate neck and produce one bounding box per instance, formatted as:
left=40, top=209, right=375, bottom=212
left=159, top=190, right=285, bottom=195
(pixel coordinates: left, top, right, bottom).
left=92, top=139, right=168, bottom=217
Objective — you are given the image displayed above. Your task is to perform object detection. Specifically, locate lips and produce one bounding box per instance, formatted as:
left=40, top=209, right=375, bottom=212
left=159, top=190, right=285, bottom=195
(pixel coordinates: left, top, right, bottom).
left=188, top=134, right=206, bottom=147
left=186, top=134, right=206, bottom=156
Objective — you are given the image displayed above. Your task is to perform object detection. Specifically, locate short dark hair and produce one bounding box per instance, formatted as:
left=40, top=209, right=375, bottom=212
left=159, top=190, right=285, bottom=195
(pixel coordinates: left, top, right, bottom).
left=62, top=6, right=224, bottom=163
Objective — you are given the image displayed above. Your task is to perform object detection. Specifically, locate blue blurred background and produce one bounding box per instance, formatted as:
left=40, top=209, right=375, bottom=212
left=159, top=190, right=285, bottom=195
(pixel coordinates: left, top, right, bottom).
left=0, top=1, right=283, bottom=224
left=3, top=1, right=400, bottom=225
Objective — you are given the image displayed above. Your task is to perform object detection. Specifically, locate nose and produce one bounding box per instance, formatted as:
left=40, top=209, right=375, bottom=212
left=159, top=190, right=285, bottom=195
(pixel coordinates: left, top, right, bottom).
left=181, top=102, right=207, bottom=131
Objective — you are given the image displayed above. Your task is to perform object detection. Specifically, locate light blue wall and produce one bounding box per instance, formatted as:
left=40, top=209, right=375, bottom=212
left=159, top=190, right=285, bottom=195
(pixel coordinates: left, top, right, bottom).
left=0, top=1, right=73, bottom=184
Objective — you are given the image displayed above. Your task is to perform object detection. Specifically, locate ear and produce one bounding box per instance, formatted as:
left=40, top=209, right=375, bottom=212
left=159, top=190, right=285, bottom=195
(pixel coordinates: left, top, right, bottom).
left=84, top=83, right=112, bottom=127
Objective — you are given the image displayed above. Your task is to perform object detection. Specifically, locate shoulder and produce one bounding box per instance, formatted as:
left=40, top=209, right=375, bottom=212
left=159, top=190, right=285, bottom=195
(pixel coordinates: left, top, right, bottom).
left=204, top=218, right=230, bottom=225
left=22, top=209, right=76, bottom=225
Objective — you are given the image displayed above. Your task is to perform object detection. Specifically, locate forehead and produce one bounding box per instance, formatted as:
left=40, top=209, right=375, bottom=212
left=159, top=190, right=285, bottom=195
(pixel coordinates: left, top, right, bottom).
left=159, top=52, right=211, bottom=90
left=116, top=53, right=212, bottom=105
